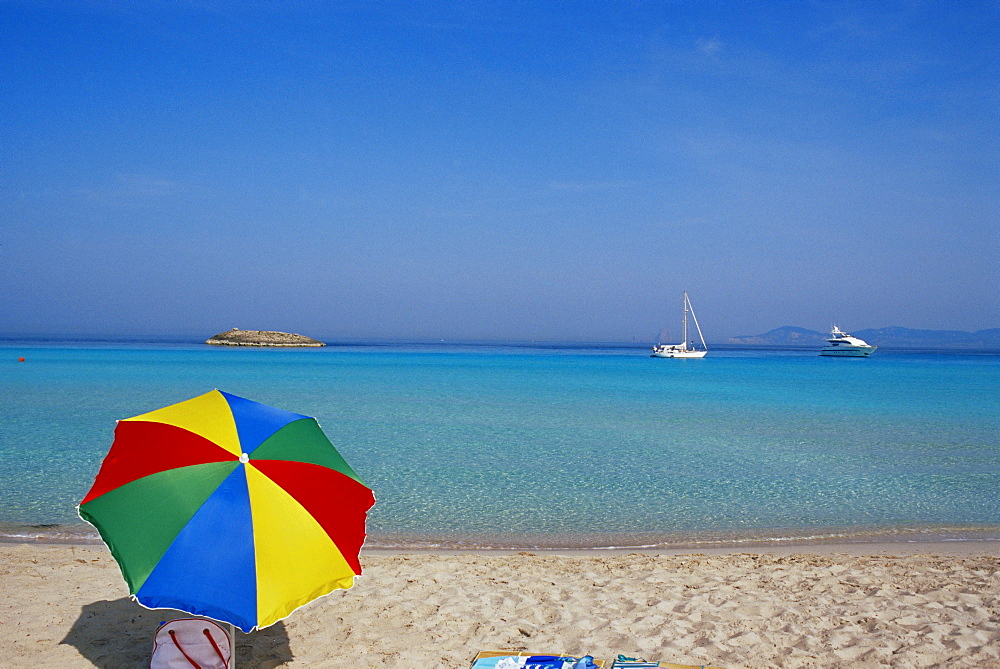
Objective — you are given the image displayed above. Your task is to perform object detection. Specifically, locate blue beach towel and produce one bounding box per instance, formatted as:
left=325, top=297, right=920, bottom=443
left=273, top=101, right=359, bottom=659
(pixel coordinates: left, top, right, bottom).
left=525, top=658, right=565, bottom=669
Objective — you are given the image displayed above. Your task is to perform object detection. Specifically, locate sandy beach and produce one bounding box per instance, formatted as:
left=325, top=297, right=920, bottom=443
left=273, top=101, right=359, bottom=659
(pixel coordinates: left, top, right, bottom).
left=0, top=542, right=997, bottom=668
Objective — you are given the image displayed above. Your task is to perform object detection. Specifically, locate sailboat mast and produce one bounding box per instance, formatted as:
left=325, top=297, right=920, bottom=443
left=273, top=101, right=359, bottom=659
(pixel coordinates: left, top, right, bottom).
left=683, top=291, right=691, bottom=349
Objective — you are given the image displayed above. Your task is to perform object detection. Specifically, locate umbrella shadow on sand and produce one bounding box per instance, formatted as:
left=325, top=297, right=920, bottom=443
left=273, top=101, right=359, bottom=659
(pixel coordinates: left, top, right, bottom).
left=61, top=598, right=294, bottom=668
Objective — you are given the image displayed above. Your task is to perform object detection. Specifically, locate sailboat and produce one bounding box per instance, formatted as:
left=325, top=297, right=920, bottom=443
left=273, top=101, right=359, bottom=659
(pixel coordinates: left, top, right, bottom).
left=651, top=292, right=708, bottom=358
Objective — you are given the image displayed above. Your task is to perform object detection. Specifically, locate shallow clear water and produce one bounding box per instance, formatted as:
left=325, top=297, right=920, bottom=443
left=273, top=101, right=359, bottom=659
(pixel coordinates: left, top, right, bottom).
left=2, top=342, right=998, bottom=548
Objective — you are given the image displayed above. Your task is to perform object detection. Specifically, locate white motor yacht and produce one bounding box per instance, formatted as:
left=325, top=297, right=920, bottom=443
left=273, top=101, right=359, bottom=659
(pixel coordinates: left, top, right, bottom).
left=820, top=326, right=877, bottom=357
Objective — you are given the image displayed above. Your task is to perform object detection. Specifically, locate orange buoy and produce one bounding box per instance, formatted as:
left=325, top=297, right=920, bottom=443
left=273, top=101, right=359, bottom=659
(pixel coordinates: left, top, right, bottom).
left=18, top=357, right=25, bottom=362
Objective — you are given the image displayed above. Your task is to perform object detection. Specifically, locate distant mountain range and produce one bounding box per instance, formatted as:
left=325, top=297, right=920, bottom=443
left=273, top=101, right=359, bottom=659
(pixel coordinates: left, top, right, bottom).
left=727, top=326, right=1000, bottom=350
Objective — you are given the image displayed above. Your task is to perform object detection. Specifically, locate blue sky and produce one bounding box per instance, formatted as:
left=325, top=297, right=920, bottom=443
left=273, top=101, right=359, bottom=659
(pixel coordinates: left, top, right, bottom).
left=2, top=1, right=997, bottom=342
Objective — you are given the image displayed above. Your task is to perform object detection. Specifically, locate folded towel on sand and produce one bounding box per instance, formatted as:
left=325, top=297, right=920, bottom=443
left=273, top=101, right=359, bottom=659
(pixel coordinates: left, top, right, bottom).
left=471, top=652, right=605, bottom=668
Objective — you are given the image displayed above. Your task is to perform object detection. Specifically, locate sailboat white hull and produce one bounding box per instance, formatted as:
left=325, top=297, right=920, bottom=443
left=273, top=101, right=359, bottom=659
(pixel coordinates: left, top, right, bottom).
left=651, top=348, right=707, bottom=358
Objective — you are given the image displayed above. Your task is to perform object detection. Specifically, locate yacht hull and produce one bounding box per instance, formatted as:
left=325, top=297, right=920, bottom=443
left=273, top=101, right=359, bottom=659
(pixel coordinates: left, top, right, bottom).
left=820, top=346, right=877, bottom=357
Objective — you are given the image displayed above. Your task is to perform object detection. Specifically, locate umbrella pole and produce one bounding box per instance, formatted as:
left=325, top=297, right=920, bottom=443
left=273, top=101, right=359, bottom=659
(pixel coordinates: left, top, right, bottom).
left=228, top=623, right=236, bottom=669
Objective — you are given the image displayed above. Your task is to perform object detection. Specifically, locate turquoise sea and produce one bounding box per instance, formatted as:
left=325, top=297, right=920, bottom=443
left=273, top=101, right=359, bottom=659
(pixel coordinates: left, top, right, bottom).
left=2, top=340, right=998, bottom=550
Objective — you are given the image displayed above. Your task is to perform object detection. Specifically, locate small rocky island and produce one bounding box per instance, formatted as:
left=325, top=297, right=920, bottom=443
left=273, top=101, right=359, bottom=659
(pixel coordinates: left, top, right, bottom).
left=205, top=328, right=326, bottom=347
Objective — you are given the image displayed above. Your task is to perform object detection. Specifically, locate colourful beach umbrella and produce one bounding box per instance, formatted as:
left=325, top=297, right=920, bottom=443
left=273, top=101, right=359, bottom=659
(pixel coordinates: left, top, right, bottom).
left=79, top=390, right=376, bottom=633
